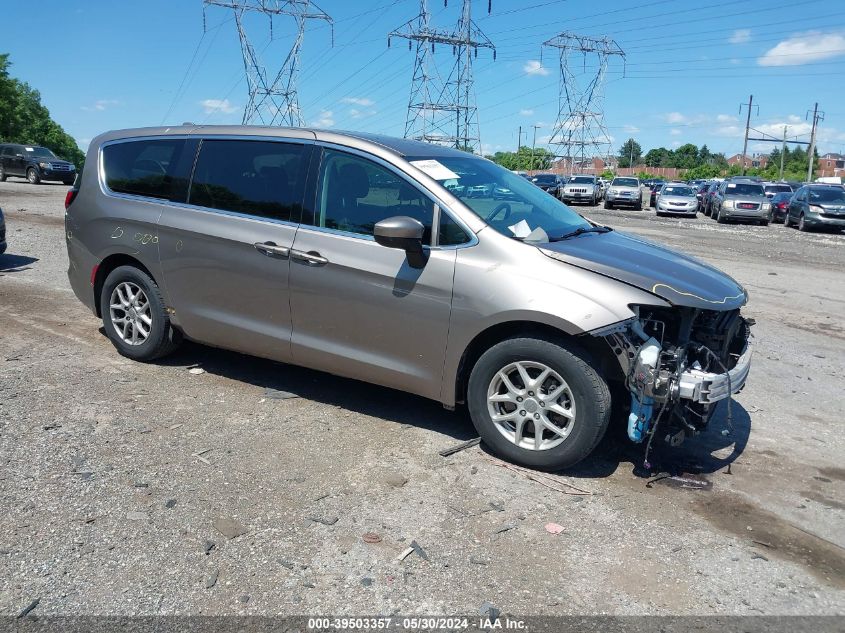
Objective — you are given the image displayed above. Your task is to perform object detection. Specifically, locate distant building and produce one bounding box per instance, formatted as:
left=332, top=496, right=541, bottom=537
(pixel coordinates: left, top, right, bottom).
left=819, top=153, right=845, bottom=178
left=727, top=153, right=769, bottom=169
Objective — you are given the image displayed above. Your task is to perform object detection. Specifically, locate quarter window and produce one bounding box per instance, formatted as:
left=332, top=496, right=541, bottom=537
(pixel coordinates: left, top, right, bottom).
left=438, top=210, right=471, bottom=246
left=103, top=139, right=193, bottom=202
left=309, top=149, right=434, bottom=242
left=189, top=140, right=307, bottom=222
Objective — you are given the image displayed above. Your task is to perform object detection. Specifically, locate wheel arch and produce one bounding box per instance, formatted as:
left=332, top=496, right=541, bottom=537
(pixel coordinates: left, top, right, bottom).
left=451, top=320, right=623, bottom=407
left=93, top=253, right=156, bottom=317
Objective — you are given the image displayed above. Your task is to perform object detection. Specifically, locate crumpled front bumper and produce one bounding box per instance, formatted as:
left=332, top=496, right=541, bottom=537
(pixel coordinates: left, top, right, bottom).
left=677, top=339, right=753, bottom=404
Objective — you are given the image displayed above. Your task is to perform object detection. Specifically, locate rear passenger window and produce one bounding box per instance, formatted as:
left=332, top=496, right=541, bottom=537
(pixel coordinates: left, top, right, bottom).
left=103, top=139, right=193, bottom=202
left=438, top=210, right=470, bottom=246
left=309, top=149, right=433, bottom=242
left=188, top=140, right=307, bottom=222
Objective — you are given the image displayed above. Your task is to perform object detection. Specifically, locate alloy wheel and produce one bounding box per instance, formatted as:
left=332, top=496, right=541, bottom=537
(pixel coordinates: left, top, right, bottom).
left=486, top=360, right=576, bottom=451
left=109, top=282, right=152, bottom=346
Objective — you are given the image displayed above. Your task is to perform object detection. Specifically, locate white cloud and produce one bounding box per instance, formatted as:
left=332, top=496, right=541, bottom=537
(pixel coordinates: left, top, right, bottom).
left=199, top=99, right=238, bottom=114
left=788, top=114, right=802, bottom=123
left=729, top=29, right=751, bottom=44
left=341, top=97, right=374, bottom=107
left=716, top=114, right=737, bottom=123
left=758, top=31, right=845, bottom=66
left=670, top=128, right=682, bottom=136
left=81, top=99, right=120, bottom=112
left=523, top=60, right=549, bottom=76
left=519, top=109, right=534, bottom=116
left=348, top=108, right=377, bottom=119
left=623, top=124, right=640, bottom=133
left=312, top=110, right=335, bottom=127
left=665, top=112, right=687, bottom=124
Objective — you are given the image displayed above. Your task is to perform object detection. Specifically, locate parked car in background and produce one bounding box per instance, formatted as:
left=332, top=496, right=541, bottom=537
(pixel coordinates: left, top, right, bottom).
left=0, top=206, right=6, bottom=255
left=0, top=144, right=77, bottom=185
left=711, top=180, right=772, bottom=225
left=695, top=182, right=710, bottom=212
left=702, top=182, right=721, bottom=216
left=604, top=177, right=642, bottom=209
left=655, top=183, right=698, bottom=216
left=561, top=175, right=600, bottom=205
left=762, top=182, right=793, bottom=199
left=648, top=181, right=666, bottom=207
left=530, top=173, right=564, bottom=199
left=785, top=184, right=845, bottom=232
left=769, top=192, right=792, bottom=223
left=65, top=126, right=753, bottom=471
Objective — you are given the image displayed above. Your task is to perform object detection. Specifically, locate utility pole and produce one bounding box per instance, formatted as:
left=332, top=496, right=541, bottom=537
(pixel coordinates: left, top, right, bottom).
left=779, top=126, right=787, bottom=181
left=203, top=0, right=333, bottom=126
left=739, top=94, right=756, bottom=176
left=806, top=102, right=823, bottom=182
left=531, top=124, right=540, bottom=172
left=629, top=139, right=634, bottom=172
left=517, top=125, right=522, bottom=170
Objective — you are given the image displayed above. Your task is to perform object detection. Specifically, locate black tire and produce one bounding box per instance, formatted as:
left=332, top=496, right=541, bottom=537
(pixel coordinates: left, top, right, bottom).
left=634, top=202, right=642, bottom=211
left=0, top=164, right=6, bottom=182
left=63, top=178, right=74, bottom=186
left=783, top=213, right=791, bottom=228
left=798, top=213, right=809, bottom=232
left=604, top=201, right=612, bottom=210
left=27, top=167, right=40, bottom=184
left=100, top=265, right=181, bottom=361
left=715, top=207, right=726, bottom=223
left=467, top=336, right=611, bottom=471
left=760, top=219, right=769, bottom=226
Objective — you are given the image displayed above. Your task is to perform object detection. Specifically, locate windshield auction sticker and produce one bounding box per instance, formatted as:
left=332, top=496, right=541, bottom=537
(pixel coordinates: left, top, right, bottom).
left=409, top=159, right=460, bottom=181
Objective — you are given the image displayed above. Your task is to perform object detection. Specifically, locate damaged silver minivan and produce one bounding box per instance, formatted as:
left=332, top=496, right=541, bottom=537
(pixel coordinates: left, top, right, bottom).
left=65, top=126, right=752, bottom=470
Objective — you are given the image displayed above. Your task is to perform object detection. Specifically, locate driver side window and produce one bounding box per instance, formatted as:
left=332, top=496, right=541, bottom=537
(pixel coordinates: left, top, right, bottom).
left=308, top=149, right=434, bottom=243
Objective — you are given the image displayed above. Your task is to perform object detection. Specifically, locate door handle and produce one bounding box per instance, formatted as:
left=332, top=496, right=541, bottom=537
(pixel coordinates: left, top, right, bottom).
left=253, top=241, right=290, bottom=258
left=291, top=250, right=329, bottom=266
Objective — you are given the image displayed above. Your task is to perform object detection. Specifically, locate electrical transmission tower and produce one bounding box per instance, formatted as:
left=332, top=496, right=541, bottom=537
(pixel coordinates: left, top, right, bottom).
left=541, top=33, right=625, bottom=173
left=389, top=0, right=495, bottom=152
left=203, top=0, right=332, bottom=126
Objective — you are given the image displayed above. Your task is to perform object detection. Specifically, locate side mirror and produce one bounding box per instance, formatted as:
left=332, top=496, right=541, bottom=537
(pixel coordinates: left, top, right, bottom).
left=374, top=216, right=428, bottom=269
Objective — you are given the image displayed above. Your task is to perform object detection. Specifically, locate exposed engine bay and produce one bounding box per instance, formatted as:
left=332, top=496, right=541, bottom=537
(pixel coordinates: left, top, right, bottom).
left=602, top=306, right=753, bottom=452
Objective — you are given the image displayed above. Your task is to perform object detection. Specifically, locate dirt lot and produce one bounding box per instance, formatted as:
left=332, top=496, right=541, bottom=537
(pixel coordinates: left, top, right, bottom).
left=1, top=180, right=844, bottom=617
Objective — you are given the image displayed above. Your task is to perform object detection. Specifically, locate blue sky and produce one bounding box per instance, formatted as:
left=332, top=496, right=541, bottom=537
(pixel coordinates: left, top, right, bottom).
left=4, top=0, right=845, bottom=158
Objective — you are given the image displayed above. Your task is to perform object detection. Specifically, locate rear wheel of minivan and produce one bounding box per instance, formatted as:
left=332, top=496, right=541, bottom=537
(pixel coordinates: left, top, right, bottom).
left=100, top=266, right=181, bottom=361
left=467, top=336, right=611, bottom=471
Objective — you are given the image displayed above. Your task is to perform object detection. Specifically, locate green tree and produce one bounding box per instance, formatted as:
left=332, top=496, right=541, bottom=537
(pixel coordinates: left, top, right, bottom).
left=670, top=143, right=700, bottom=169
left=487, top=146, right=556, bottom=171
left=617, top=138, right=642, bottom=168
left=0, top=53, right=84, bottom=166
left=644, top=147, right=672, bottom=167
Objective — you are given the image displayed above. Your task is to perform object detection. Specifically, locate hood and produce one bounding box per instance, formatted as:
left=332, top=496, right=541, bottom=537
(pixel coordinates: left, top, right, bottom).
left=541, top=230, right=747, bottom=310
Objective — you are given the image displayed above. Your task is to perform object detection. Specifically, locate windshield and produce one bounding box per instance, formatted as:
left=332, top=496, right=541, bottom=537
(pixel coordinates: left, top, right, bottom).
left=725, top=183, right=765, bottom=196
left=611, top=178, right=638, bottom=187
left=661, top=185, right=694, bottom=197
left=570, top=176, right=595, bottom=184
left=532, top=174, right=557, bottom=184
left=24, top=147, right=57, bottom=158
left=809, top=188, right=845, bottom=203
left=764, top=184, right=792, bottom=194
left=408, top=155, right=590, bottom=241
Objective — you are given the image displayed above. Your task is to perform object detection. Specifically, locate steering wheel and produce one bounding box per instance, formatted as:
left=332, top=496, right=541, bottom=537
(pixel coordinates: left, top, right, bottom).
left=134, top=159, right=166, bottom=175
left=486, top=202, right=512, bottom=222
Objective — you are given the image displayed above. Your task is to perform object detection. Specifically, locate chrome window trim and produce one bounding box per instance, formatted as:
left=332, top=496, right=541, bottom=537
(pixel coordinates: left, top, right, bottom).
left=98, top=134, right=315, bottom=227
left=311, top=141, right=478, bottom=251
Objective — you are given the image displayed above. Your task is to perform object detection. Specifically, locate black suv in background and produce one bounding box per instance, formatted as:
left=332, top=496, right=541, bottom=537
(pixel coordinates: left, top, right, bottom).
left=0, top=144, right=76, bottom=184
left=529, top=173, right=564, bottom=199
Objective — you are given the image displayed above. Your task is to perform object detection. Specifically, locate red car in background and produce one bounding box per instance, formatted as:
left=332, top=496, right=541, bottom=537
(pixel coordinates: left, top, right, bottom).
left=770, top=191, right=792, bottom=223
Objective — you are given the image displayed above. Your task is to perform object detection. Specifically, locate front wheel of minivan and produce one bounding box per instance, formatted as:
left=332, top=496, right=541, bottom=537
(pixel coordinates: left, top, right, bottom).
left=467, top=336, right=611, bottom=471
left=100, top=266, right=181, bottom=361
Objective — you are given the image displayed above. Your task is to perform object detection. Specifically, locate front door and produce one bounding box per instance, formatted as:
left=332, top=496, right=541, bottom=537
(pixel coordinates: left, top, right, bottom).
left=158, top=138, right=312, bottom=362
left=288, top=148, right=456, bottom=401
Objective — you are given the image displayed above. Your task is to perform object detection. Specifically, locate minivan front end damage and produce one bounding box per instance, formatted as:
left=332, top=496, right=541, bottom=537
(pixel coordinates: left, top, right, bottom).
left=598, top=306, right=752, bottom=449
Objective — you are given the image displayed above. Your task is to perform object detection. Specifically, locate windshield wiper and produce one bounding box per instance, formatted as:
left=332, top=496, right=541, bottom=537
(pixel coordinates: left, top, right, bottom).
left=548, top=225, right=612, bottom=242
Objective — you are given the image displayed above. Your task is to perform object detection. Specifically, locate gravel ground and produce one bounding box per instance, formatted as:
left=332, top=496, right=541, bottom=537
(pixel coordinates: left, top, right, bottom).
left=0, top=180, right=843, bottom=617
